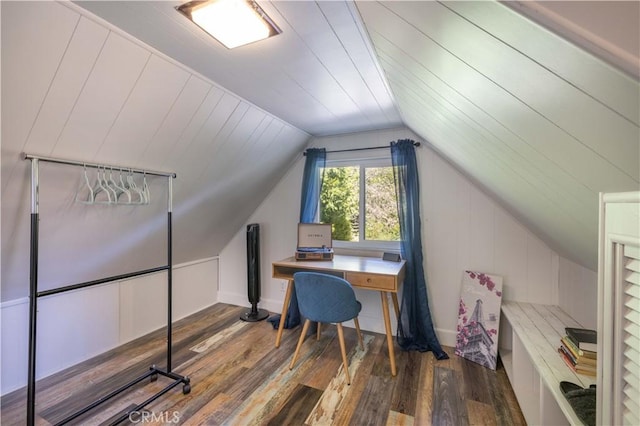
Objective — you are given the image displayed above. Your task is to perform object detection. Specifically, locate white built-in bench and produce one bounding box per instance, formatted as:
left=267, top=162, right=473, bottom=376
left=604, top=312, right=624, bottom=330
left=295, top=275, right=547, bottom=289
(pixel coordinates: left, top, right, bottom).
left=499, top=301, right=597, bottom=425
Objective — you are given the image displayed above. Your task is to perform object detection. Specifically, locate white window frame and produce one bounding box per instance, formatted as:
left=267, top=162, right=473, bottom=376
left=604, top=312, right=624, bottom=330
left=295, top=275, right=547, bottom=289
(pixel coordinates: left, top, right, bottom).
left=321, top=156, right=401, bottom=252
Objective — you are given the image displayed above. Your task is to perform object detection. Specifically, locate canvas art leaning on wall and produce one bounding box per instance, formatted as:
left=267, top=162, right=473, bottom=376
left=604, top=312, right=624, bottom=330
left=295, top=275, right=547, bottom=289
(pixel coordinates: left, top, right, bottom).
left=455, top=271, right=504, bottom=370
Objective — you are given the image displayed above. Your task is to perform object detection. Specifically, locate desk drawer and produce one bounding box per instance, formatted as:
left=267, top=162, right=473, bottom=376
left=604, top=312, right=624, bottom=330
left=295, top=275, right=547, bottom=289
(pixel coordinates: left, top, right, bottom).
left=346, top=272, right=396, bottom=291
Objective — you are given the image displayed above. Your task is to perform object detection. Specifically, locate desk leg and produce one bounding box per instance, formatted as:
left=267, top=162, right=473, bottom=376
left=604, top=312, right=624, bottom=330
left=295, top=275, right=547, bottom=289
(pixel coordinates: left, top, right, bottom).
left=391, top=292, right=400, bottom=321
left=380, top=291, right=397, bottom=376
left=275, top=279, right=293, bottom=348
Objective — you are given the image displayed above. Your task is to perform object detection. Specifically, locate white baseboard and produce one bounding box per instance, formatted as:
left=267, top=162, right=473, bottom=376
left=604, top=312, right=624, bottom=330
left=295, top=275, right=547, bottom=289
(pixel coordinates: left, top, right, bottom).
left=218, top=290, right=391, bottom=334
left=217, top=291, right=457, bottom=343
left=437, top=328, right=458, bottom=348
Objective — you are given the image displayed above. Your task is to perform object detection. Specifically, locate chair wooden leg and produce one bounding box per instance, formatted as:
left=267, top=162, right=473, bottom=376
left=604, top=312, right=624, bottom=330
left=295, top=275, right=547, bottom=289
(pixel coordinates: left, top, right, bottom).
left=289, top=319, right=311, bottom=370
left=336, top=323, right=351, bottom=385
left=316, top=322, right=321, bottom=341
left=353, top=317, right=364, bottom=350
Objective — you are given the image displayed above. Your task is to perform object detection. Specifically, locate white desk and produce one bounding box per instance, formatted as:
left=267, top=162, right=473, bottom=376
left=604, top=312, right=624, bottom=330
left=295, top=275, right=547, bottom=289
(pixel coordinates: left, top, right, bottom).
left=272, top=255, right=406, bottom=376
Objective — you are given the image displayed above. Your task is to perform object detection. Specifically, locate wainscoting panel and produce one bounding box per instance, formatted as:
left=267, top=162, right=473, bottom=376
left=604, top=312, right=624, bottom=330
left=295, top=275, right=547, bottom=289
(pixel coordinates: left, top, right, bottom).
left=0, top=257, right=218, bottom=396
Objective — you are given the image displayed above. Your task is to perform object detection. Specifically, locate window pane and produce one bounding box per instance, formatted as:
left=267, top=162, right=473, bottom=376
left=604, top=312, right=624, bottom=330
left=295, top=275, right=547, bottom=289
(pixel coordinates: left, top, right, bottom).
left=365, top=167, right=400, bottom=241
left=320, top=167, right=359, bottom=241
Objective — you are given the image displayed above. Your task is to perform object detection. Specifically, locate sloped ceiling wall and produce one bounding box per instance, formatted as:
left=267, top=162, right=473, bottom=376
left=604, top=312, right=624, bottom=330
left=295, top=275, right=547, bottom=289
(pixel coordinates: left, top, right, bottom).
left=356, top=1, right=639, bottom=269
left=504, top=0, right=640, bottom=80
left=72, top=0, right=404, bottom=136
left=1, top=1, right=309, bottom=300
left=66, top=0, right=638, bottom=274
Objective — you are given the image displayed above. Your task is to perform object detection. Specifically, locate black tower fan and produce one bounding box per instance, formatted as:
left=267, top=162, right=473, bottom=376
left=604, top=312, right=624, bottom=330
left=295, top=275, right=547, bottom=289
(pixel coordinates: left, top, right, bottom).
left=241, top=224, right=269, bottom=321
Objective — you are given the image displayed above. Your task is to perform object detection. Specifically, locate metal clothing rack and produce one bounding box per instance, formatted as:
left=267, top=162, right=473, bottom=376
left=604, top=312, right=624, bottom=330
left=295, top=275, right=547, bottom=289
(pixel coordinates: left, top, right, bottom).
left=22, top=153, right=190, bottom=426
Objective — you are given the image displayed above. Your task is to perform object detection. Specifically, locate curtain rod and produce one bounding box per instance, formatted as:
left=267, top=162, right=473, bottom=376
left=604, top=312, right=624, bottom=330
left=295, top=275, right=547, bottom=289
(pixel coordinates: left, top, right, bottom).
left=22, top=152, right=176, bottom=178
left=303, top=141, right=420, bottom=156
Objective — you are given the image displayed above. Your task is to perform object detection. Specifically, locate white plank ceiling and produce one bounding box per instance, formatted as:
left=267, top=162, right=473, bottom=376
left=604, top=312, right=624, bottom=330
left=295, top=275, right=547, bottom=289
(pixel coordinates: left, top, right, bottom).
left=73, top=0, right=403, bottom=136
left=356, top=0, right=639, bottom=271
left=2, top=0, right=639, bottom=300
left=0, top=1, right=310, bottom=299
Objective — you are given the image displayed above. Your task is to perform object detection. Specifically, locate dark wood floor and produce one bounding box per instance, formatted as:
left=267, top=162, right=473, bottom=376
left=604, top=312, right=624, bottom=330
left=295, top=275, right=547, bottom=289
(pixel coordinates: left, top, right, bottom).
left=1, top=304, right=525, bottom=425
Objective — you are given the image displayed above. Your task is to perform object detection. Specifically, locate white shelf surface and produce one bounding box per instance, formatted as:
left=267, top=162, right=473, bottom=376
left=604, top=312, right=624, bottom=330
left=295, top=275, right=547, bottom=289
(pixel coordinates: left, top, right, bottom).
left=500, top=301, right=596, bottom=426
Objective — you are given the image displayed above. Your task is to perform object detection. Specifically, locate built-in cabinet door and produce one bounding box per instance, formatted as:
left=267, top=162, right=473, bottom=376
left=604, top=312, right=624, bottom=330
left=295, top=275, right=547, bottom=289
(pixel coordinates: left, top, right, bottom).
left=598, top=192, right=640, bottom=425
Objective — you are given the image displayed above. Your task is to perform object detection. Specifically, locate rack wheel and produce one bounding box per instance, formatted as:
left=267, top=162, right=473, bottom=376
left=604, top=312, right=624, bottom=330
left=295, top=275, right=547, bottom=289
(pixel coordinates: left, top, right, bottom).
left=150, top=373, right=158, bottom=382
left=182, top=383, right=191, bottom=394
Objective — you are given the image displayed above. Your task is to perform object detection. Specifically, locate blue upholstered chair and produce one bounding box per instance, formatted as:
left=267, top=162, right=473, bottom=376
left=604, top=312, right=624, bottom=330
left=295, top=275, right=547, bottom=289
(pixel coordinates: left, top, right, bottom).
left=289, top=272, right=364, bottom=384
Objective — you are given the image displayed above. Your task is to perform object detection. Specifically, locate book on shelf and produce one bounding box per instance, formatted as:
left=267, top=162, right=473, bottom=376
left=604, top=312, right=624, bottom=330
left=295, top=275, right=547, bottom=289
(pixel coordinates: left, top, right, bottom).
left=559, top=344, right=577, bottom=364
left=558, top=347, right=597, bottom=377
left=561, top=336, right=597, bottom=363
left=565, top=327, right=597, bottom=352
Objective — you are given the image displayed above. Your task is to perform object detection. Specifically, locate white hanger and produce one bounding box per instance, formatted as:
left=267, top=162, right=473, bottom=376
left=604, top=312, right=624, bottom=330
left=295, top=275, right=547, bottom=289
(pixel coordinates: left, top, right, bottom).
left=102, top=166, right=118, bottom=203
left=107, top=167, right=128, bottom=204
left=93, top=166, right=113, bottom=204
left=75, top=164, right=152, bottom=206
left=126, top=169, right=145, bottom=204
left=117, top=168, right=132, bottom=204
left=141, top=172, right=150, bottom=205
left=75, top=164, right=94, bottom=204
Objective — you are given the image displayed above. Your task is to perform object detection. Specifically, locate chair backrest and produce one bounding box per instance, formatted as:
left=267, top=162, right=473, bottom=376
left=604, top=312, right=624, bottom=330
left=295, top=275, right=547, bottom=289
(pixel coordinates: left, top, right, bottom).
left=293, top=272, right=361, bottom=324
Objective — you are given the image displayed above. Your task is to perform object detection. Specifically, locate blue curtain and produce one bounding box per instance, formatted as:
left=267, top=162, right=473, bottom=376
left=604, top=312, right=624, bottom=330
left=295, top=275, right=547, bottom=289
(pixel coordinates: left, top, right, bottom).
left=268, top=148, right=326, bottom=330
left=391, top=139, right=448, bottom=360
left=299, top=148, right=326, bottom=223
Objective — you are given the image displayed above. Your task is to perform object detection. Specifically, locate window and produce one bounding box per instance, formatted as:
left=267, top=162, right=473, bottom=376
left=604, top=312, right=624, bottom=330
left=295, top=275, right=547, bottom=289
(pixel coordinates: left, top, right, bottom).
left=319, top=158, right=400, bottom=250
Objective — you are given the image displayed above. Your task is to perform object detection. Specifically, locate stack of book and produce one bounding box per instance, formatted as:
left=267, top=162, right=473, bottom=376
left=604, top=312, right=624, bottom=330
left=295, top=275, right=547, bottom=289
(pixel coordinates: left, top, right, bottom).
left=558, top=327, right=597, bottom=377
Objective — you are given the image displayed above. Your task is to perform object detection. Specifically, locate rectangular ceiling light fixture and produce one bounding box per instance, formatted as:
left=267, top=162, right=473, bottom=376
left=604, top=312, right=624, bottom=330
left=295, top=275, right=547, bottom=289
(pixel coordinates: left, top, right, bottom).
left=176, top=0, right=281, bottom=49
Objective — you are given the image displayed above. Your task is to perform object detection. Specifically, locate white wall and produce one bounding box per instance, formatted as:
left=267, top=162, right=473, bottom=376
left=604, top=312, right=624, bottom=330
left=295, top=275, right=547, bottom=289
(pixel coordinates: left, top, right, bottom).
left=219, top=127, right=597, bottom=346
left=219, top=158, right=303, bottom=314
left=0, top=257, right=218, bottom=396
left=558, top=256, right=598, bottom=329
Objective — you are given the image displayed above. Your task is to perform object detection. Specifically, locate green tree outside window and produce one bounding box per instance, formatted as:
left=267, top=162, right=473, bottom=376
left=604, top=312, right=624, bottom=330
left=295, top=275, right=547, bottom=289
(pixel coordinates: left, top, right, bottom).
left=320, top=165, right=399, bottom=243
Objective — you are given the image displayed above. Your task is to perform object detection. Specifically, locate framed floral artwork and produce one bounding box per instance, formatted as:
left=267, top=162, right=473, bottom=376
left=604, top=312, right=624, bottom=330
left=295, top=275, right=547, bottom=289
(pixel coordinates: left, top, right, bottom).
left=455, top=271, right=503, bottom=370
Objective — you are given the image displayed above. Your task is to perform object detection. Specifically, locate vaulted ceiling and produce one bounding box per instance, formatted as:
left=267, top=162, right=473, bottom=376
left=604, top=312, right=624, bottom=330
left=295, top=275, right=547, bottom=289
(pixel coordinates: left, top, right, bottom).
left=69, top=0, right=640, bottom=269
left=2, top=1, right=639, bottom=299
left=73, top=0, right=404, bottom=136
